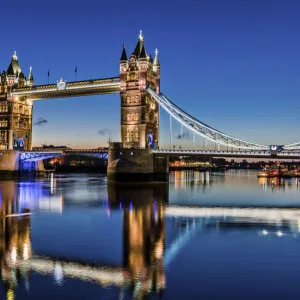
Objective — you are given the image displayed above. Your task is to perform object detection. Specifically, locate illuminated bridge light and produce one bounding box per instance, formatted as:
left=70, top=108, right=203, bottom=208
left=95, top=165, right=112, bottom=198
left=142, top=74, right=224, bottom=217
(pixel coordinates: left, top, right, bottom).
left=277, top=231, right=284, bottom=237
left=165, top=206, right=300, bottom=221
left=9, top=258, right=126, bottom=287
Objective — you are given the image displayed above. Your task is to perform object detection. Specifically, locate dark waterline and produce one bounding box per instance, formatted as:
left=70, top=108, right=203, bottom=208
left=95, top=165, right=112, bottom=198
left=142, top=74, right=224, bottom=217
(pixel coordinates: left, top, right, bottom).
left=1, top=170, right=300, bottom=299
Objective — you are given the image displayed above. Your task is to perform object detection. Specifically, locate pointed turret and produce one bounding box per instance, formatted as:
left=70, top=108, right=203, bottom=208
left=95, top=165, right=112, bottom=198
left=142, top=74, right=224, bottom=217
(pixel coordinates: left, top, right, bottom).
left=153, top=48, right=160, bottom=67
left=7, top=62, right=14, bottom=76
left=139, top=44, right=147, bottom=59
left=153, top=48, right=161, bottom=94
left=148, top=54, right=153, bottom=64
left=18, top=71, right=26, bottom=87
left=27, top=66, right=34, bottom=87
left=120, top=43, right=128, bottom=61
left=7, top=51, right=22, bottom=76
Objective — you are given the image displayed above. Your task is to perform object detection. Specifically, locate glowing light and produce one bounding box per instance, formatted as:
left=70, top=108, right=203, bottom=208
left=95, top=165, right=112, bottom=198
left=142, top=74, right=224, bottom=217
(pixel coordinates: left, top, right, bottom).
left=139, top=30, right=143, bottom=41
left=23, top=243, right=29, bottom=260
left=7, top=289, right=14, bottom=300
left=165, top=206, right=300, bottom=221
left=54, top=263, right=64, bottom=285
left=262, top=230, right=268, bottom=236
left=11, top=246, right=17, bottom=263
left=13, top=51, right=18, bottom=60
left=277, top=231, right=283, bottom=237
left=154, top=240, right=163, bottom=259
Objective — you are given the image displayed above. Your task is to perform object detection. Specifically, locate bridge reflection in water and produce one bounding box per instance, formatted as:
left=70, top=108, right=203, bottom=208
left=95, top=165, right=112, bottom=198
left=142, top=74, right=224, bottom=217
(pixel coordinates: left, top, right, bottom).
left=0, top=182, right=167, bottom=299
left=1, top=179, right=300, bottom=298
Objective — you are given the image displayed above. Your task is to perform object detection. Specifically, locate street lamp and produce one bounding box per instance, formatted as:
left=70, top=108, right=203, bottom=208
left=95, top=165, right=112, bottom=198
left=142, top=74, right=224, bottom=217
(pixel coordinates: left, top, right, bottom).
left=98, top=129, right=112, bottom=147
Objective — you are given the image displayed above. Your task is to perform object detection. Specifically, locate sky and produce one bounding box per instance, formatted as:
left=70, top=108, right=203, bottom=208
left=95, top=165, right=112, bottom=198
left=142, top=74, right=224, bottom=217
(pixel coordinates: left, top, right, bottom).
left=1, top=0, right=300, bottom=149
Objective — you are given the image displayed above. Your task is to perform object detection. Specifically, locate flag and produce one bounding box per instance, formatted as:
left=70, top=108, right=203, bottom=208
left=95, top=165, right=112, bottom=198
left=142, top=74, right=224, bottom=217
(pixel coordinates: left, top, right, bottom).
left=75, top=66, right=78, bottom=73
left=47, top=71, right=50, bottom=77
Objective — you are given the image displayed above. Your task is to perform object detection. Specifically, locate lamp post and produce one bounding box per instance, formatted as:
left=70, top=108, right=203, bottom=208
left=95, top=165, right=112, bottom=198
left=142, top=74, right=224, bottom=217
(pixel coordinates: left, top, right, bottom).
left=99, top=129, right=112, bottom=148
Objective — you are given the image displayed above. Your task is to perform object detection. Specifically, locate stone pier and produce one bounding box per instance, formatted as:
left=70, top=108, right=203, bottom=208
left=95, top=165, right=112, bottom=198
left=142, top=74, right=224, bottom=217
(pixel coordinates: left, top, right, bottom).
left=107, top=143, right=169, bottom=182
left=0, top=151, right=44, bottom=177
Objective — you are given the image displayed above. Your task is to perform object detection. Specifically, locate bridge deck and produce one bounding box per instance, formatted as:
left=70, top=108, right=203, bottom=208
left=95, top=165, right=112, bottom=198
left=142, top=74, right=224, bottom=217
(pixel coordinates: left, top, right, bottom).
left=20, top=149, right=108, bottom=162
left=153, top=149, right=300, bottom=159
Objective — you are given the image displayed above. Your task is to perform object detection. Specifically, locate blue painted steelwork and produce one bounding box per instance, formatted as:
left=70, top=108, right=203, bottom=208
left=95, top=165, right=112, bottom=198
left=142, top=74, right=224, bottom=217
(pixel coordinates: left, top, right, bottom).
left=19, top=150, right=108, bottom=162
left=19, top=152, right=63, bottom=162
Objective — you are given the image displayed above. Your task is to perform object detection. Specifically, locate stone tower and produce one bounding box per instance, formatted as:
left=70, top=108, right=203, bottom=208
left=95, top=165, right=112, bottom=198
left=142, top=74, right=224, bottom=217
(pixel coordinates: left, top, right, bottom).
left=120, top=31, right=160, bottom=149
left=0, top=52, right=33, bottom=150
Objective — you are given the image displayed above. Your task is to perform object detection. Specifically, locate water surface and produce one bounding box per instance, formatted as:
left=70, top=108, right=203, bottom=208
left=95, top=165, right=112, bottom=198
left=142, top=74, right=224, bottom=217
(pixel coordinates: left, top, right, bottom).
left=1, top=170, right=300, bottom=299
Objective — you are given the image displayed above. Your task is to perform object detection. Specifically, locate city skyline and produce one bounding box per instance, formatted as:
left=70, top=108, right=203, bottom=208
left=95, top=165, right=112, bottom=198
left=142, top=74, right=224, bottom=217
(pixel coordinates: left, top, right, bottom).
left=1, top=0, right=300, bottom=149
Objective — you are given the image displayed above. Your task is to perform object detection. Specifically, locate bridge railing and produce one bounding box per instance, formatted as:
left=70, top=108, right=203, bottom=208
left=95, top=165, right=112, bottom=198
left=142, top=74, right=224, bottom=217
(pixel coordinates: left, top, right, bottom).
left=147, top=88, right=269, bottom=150
left=12, top=77, right=120, bottom=93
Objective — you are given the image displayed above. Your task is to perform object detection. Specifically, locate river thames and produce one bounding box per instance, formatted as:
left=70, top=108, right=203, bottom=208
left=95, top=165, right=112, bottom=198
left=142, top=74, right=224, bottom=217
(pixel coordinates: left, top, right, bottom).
left=1, top=170, right=300, bottom=299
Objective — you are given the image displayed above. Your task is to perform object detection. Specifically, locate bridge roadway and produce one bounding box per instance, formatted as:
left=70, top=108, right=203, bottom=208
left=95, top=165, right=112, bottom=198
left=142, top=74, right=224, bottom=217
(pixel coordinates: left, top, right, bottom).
left=153, top=149, right=300, bottom=159
left=19, top=149, right=300, bottom=162
left=19, top=149, right=108, bottom=162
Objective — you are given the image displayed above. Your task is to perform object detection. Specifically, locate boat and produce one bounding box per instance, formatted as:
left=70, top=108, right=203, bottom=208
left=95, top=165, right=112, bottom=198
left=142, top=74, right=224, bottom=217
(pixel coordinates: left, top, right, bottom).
left=257, top=171, right=269, bottom=178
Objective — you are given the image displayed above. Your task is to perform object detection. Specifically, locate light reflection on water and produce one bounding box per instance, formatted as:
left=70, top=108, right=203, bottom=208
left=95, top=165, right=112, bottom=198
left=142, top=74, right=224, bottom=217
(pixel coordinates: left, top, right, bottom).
left=1, top=170, right=300, bottom=298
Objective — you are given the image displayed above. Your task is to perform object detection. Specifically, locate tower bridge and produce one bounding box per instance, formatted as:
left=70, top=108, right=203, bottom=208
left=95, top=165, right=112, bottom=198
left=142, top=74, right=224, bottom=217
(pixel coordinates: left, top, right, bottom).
left=1, top=31, right=300, bottom=179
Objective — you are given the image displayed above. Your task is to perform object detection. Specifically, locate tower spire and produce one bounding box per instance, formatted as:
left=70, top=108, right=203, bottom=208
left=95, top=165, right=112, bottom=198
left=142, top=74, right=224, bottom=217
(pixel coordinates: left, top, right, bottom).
left=153, top=48, right=160, bottom=66
left=120, top=43, right=128, bottom=61
left=139, top=30, right=143, bottom=41
left=12, top=51, right=18, bottom=61
left=28, top=66, right=34, bottom=86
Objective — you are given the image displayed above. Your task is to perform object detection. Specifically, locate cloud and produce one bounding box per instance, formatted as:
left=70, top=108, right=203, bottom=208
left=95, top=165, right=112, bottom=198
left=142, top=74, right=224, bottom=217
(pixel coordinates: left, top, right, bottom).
left=98, top=129, right=110, bottom=136
left=177, top=132, right=189, bottom=140
left=34, top=118, right=48, bottom=126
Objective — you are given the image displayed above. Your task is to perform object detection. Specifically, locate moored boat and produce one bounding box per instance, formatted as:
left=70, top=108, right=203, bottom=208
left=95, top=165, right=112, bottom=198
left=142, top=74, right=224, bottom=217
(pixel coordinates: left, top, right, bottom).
left=257, top=171, right=269, bottom=178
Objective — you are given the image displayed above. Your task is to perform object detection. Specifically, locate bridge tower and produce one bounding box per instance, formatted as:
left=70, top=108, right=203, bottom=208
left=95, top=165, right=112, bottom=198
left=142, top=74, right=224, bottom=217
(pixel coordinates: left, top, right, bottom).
left=0, top=52, right=33, bottom=150
left=120, top=31, right=160, bottom=149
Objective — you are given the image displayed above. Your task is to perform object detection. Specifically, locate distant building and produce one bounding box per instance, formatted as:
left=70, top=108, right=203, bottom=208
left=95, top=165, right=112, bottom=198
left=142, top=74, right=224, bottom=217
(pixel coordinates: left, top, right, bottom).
left=32, top=145, right=72, bottom=151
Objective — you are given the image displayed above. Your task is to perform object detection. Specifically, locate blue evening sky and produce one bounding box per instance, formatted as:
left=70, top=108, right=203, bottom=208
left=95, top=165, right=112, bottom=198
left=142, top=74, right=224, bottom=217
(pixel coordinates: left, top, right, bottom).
left=1, top=0, right=300, bottom=148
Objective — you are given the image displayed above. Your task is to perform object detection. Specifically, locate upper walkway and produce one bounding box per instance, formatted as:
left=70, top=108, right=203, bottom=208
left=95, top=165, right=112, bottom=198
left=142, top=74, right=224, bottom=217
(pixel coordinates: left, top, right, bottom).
left=12, top=77, right=120, bottom=100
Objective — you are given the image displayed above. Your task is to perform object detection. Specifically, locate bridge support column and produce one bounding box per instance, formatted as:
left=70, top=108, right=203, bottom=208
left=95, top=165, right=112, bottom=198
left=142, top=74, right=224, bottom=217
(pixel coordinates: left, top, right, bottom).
left=0, top=150, right=45, bottom=178
left=107, top=143, right=168, bottom=182
left=19, top=160, right=44, bottom=176
left=0, top=151, right=19, bottom=177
